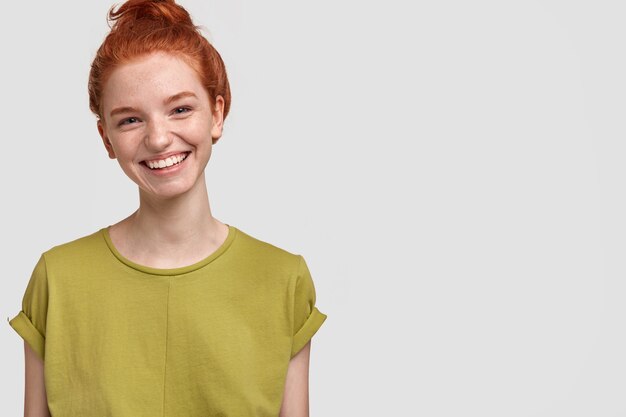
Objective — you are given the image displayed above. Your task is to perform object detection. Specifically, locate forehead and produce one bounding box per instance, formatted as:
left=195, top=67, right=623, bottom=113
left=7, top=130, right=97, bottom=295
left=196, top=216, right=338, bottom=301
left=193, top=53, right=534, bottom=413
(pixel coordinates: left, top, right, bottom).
left=102, top=51, right=208, bottom=109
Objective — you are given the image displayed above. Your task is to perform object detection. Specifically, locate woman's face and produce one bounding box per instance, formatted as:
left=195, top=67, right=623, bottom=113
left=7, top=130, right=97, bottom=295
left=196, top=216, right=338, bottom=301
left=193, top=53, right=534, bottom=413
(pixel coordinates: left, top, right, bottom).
left=97, top=51, right=224, bottom=200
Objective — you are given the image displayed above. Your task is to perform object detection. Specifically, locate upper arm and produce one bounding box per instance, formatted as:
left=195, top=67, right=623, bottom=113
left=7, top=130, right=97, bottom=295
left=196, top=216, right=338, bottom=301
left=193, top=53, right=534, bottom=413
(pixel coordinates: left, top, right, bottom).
left=279, top=340, right=311, bottom=417
left=24, top=341, right=50, bottom=417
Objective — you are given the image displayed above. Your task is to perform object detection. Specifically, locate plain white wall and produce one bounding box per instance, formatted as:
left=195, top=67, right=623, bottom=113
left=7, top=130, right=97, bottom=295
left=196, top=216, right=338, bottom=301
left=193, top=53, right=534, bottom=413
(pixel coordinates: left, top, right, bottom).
left=1, top=0, right=624, bottom=415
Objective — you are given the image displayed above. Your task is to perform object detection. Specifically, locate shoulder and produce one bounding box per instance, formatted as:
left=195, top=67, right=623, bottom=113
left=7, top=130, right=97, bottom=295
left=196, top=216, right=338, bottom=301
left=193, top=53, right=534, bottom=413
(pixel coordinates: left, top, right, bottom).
left=232, top=225, right=302, bottom=272
left=41, top=227, right=107, bottom=270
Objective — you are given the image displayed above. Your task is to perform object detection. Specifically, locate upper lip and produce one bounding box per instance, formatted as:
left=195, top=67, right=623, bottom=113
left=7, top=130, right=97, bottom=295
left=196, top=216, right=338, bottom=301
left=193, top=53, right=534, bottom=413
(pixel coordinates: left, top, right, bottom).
left=142, top=151, right=190, bottom=163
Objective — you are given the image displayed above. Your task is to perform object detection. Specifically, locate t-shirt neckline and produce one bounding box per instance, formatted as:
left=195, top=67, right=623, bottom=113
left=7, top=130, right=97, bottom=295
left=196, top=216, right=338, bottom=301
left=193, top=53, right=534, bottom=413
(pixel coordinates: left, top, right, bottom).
left=100, top=223, right=237, bottom=276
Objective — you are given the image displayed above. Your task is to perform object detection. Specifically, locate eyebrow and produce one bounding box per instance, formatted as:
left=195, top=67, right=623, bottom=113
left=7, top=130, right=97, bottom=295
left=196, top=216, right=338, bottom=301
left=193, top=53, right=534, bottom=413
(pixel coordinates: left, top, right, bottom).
left=109, top=91, right=199, bottom=118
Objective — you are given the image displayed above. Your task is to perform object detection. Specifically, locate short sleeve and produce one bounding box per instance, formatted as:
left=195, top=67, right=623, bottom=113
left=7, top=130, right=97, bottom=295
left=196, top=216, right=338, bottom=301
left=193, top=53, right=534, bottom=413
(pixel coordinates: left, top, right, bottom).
left=8, top=254, right=49, bottom=361
left=291, top=255, right=327, bottom=358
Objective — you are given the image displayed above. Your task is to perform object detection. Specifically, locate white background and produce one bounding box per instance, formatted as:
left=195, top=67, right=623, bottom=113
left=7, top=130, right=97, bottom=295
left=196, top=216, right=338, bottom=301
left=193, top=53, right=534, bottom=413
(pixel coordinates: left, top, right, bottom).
left=1, top=1, right=624, bottom=415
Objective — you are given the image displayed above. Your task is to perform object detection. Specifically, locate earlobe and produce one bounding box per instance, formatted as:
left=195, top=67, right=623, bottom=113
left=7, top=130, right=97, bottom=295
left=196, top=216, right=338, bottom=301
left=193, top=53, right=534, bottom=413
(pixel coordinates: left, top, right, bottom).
left=97, top=120, right=116, bottom=159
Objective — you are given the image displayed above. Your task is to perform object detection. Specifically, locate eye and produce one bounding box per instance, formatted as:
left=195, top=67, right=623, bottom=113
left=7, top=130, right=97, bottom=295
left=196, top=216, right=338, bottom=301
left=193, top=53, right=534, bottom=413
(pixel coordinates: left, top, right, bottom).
left=173, top=106, right=192, bottom=115
left=119, top=117, right=139, bottom=126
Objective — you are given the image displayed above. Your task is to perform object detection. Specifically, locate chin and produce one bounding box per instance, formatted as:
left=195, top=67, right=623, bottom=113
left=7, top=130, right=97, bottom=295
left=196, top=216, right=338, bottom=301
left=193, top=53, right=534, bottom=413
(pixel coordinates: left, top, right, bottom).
left=137, top=181, right=196, bottom=200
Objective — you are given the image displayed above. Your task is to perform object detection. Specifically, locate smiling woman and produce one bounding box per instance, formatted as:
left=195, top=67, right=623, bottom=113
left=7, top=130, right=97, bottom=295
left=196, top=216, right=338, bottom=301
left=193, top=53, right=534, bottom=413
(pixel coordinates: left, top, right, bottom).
left=97, top=51, right=223, bottom=196
left=7, top=1, right=328, bottom=416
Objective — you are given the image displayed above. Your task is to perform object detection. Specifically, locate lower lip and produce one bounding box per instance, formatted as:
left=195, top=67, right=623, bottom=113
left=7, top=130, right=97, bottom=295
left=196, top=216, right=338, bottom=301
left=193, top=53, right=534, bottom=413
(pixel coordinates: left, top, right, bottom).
left=141, top=152, right=190, bottom=176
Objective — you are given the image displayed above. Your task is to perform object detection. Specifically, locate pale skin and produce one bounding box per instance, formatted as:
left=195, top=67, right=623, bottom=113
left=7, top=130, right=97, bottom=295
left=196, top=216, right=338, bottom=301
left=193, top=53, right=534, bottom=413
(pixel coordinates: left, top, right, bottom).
left=23, top=51, right=312, bottom=416
left=23, top=343, right=50, bottom=417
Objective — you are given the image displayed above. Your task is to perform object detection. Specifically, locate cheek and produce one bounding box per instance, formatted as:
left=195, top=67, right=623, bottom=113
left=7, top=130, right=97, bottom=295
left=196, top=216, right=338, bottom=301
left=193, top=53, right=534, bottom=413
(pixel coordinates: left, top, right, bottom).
left=110, top=135, right=140, bottom=160
left=182, top=117, right=213, bottom=142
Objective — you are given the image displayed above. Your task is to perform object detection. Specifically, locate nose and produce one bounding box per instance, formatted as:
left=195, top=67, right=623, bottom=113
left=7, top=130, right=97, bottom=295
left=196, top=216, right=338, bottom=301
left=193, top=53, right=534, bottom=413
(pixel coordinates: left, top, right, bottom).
left=144, top=116, right=173, bottom=151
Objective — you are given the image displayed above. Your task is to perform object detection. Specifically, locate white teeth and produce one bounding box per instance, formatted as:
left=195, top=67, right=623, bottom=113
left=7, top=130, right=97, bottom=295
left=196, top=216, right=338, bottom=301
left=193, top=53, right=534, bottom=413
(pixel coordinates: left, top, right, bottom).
left=146, top=152, right=188, bottom=169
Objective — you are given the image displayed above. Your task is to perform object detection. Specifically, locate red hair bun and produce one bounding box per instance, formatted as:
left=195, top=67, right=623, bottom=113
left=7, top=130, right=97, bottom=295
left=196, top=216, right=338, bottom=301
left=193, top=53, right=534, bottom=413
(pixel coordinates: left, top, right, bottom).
left=88, top=0, right=231, bottom=122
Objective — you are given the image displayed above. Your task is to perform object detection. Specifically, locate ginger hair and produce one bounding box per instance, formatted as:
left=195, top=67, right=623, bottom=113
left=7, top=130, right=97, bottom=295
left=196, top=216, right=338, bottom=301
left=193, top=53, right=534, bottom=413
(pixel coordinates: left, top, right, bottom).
left=88, top=0, right=231, bottom=122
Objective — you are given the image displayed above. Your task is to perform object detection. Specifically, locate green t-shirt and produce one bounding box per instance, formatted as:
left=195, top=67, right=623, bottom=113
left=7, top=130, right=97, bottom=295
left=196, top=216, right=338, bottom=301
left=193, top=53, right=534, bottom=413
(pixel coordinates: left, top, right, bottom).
left=8, top=224, right=327, bottom=416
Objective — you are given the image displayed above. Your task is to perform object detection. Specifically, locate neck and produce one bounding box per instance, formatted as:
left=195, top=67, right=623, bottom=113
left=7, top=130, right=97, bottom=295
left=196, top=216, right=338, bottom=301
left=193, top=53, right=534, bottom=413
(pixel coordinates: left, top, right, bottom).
left=120, top=172, right=224, bottom=255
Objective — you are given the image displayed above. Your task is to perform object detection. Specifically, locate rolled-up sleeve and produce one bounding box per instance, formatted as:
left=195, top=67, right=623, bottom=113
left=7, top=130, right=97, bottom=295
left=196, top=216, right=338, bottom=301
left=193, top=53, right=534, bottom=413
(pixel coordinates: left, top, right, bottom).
left=291, top=255, right=327, bottom=358
left=8, top=254, right=49, bottom=361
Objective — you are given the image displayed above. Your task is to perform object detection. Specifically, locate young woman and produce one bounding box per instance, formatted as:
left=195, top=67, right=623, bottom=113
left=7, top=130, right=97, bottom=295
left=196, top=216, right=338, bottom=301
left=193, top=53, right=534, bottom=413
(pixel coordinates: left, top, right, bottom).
left=8, top=1, right=327, bottom=416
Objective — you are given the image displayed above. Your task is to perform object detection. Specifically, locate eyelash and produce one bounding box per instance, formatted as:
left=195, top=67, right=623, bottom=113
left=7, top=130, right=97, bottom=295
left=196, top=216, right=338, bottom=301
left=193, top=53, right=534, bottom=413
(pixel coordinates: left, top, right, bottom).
left=118, top=107, right=193, bottom=126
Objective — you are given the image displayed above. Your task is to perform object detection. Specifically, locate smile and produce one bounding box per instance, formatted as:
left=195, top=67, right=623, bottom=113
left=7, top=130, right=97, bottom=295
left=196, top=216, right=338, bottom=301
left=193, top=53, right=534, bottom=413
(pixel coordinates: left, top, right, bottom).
left=142, top=152, right=190, bottom=170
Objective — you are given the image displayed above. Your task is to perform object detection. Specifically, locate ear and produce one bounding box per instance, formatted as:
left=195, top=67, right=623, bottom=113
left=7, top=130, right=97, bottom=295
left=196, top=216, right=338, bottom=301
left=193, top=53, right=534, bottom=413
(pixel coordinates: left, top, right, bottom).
left=97, top=119, right=117, bottom=159
left=210, top=95, right=225, bottom=145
